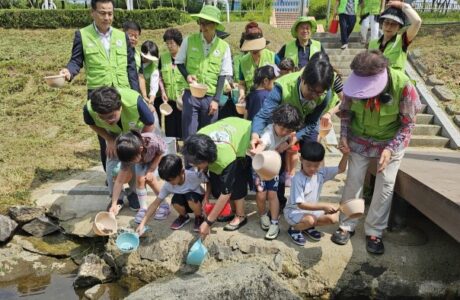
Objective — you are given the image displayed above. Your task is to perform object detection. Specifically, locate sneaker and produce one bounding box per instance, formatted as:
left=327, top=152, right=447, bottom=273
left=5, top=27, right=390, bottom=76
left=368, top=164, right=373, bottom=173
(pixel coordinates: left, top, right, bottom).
left=170, top=214, right=190, bottom=230
left=341, top=43, right=348, bottom=50
left=134, top=208, right=147, bottom=224
left=106, top=198, right=124, bottom=212
left=331, top=228, right=355, bottom=245
left=303, top=227, right=321, bottom=241
left=265, top=223, right=280, bottom=240
left=193, top=215, right=204, bottom=232
left=127, top=192, right=140, bottom=211
left=366, top=235, right=385, bottom=254
left=288, top=227, right=306, bottom=246
left=154, top=203, right=171, bottom=220
left=260, top=214, right=270, bottom=231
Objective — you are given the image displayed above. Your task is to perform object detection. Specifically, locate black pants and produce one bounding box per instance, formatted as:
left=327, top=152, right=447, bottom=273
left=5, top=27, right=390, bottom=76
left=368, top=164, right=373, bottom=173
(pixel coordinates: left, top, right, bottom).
left=339, top=13, right=357, bottom=45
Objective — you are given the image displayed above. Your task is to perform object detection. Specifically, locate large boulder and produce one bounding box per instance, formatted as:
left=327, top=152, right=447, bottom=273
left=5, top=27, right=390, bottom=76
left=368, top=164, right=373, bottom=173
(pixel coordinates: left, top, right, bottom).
left=74, top=254, right=115, bottom=288
left=0, top=215, right=18, bottom=242
left=14, top=233, right=84, bottom=258
left=22, top=216, right=60, bottom=237
left=8, top=206, right=46, bottom=224
left=126, top=263, right=300, bottom=300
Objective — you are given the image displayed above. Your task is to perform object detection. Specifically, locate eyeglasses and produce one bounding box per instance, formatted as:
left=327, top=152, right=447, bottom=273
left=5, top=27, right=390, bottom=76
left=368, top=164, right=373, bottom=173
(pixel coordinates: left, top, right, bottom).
left=197, top=19, right=214, bottom=26
left=306, top=84, right=325, bottom=97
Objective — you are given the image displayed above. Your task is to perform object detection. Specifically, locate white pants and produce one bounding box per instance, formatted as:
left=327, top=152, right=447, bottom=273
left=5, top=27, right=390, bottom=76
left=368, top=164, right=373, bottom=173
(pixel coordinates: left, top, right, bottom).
left=360, top=14, right=380, bottom=42
left=339, top=150, right=404, bottom=237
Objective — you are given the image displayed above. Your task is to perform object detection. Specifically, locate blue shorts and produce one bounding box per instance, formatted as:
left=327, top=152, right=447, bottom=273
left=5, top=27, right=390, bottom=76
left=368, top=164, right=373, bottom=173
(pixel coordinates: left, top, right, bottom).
left=134, top=163, right=150, bottom=177
left=253, top=169, right=279, bottom=192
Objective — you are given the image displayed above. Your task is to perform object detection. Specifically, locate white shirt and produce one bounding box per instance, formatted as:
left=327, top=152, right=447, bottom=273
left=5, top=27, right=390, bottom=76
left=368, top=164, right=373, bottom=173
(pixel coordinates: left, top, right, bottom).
left=260, top=124, right=290, bottom=151
left=158, top=170, right=208, bottom=200
left=94, top=23, right=112, bottom=57
left=285, top=167, right=339, bottom=213
left=175, top=33, right=233, bottom=76
left=148, top=68, right=160, bottom=97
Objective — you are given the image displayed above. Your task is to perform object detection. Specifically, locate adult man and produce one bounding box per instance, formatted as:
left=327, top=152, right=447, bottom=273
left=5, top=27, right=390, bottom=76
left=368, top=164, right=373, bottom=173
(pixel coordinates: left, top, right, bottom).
left=331, top=50, right=421, bottom=254
left=83, top=87, right=155, bottom=210
left=277, top=16, right=325, bottom=69
left=174, top=5, right=233, bottom=140
left=60, top=0, right=140, bottom=171
left=182, top=117, right=252, bottom=238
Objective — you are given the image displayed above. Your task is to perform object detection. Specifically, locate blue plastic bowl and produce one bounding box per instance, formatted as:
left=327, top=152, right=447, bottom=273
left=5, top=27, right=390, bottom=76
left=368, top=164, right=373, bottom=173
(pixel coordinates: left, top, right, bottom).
left=116, top=232, right=139, bottom=253
left=186, top=239, right=208, bottom=266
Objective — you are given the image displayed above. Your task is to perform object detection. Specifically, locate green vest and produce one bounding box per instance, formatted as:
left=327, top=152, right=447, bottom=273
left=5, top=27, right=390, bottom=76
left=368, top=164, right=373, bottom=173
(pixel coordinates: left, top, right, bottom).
left=363, top=0, right=381, bottom=15
left=80, top=25, right=130, bottom=90
left=240, top=49, right=276, bottom=91
left=160, top=52, right=188, bottom=101
left=186, top=33, right=229, bottom=96
left=338, top=0, right=359, bottom=14
left=135, top=49, right=141, bottom=71
left=198, top=117, right=251, bottom=175
left=275, top=71, right=329, bottom=120
left=232, top=53, right=244, bottom=82
left=350, top=68, right=409, bottom=141
left=87, top=88, right=144, bottom=134
left=369, top=34, right=407, bottom=70
left=143, top=62, right=158, bottom=96
left=285, top=39, right=322, bottom=67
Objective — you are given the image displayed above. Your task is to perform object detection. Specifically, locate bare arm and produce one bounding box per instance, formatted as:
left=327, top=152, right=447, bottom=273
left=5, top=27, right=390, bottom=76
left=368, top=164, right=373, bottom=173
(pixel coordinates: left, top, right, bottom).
left=297, top=202, right=337, bottom=214
left=136, top=197, right=163, bottom=234
left=109, top=168, right=132, bottom=213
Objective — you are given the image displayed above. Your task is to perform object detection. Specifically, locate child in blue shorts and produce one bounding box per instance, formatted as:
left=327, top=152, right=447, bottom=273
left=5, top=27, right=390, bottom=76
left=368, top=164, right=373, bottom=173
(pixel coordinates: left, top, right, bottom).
left=284, top=141, right=348, bottom=246
left=249, top=104, right=301, bottom=240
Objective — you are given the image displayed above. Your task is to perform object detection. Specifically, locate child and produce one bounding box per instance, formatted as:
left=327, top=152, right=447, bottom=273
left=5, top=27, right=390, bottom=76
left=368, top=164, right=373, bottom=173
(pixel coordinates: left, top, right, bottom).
left=139, top=41, right=160, bottom=110
left=284, top=141, right=348, bottom=246
left=278, top=58, right=296, bottom=77
left=245, top=65, right=277, bottom=121
left=109, top=130, right=166, bottom=222
left=136, top=154, right=210, bottom=234
left=249, top=104, right=302, bottom=240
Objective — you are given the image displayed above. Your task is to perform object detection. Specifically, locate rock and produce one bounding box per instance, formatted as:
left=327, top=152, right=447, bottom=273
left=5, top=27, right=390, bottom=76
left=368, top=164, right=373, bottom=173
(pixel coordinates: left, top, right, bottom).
left=269, top=253, right=283, bottom=272
left=74, top=254, right=115, bottom=288
left=410, top=48, right=422, bottom=59
left=22, top=216, right=60, bottom=237
left=125, top=263, right=300, bottom=300
left=446, top=105, right=460, bottom=115
left=14, top=233, right=83, bottom=258
left=413, top=60, right=428, bottom=75
left=454, top=115, right=460, bottom=127
left=8, top=206, right=46, bottom=224
left=0, top=215, right=18, bottom=242
left=432, top=86, right=456, bottom=102
left=216, top=245, right=232, bottom=261
left=84, top=284, right=105, bottom=300
left=426, top=75, right=444, bottom=86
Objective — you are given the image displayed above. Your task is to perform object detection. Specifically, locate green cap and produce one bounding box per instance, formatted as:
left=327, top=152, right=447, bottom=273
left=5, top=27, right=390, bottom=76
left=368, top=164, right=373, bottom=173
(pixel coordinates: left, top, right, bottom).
left=191, top=5, right=225, bottom=31
left=291, top=16, right=317, bottom=38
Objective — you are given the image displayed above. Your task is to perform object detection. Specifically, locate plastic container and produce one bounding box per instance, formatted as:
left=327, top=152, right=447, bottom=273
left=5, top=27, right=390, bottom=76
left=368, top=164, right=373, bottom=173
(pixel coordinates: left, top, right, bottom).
left=93, top=212, right=118, bottom=236
left=190, top=83, right=208, bottom=98
left=231, top=88, right=240, bottom=104
left=252, top=150, right=282, bottom=181
left=340, top=198, right=365, bottom=219
left=203, top=202, right=232, bottom=217
left=235, top=103, right=246, bottom=115
left=186, top=239, right=208, bottom=266
left=319, top=122, right=332, bottom=138
left=116, top=232, right=140, bottom=253
left=44, top=74, right=66, bottom=88
left=159, top=102, right=173, bottom=116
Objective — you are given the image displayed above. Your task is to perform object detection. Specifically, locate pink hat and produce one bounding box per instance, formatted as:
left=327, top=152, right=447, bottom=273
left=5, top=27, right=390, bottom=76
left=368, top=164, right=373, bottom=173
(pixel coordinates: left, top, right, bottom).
left=343, top=69, right=388, bottom=99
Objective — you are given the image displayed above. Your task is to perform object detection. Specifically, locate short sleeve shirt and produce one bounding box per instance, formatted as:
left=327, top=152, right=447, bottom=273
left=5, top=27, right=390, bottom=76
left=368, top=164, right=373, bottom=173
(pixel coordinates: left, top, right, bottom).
left=158, top=170, right=208, bottom=200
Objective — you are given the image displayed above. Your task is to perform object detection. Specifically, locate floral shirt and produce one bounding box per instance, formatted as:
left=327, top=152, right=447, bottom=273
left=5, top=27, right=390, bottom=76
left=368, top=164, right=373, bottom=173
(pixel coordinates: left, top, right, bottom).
left=340, top=83, right=421, bottom=158
left=141, top=132, right=166, bottom=163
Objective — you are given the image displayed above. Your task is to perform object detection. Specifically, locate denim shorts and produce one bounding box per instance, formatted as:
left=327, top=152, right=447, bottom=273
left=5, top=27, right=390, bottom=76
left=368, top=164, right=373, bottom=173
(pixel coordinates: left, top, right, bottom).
left=252, top=169, right=279, bottom=192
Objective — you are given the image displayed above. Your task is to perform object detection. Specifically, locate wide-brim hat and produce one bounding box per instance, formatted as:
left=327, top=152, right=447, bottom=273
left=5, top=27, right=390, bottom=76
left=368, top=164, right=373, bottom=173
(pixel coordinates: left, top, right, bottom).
left=343, top=68, right=388, bottom=99
left=141, top=52, right=159, bottom=62
left=380, top=7, right=406, bottom=26
left=191, top=5, right=225, bottom=31
left=291, top=16, right=317, bottom=38
left=241, top=37, right=268, bottom=51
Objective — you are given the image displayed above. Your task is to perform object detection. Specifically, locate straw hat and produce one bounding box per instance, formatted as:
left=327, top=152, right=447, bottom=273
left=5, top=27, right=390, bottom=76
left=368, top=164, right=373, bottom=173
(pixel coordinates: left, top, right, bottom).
left=291, top=16, right=318, bottom=38
left=191, top=5, right=225, bottom=31
left=241, top=36, right=268, bottom=51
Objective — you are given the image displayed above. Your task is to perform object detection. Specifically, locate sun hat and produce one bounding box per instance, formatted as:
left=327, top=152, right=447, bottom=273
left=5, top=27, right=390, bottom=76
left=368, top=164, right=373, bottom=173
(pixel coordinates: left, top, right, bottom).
left=191, top=5, right=225, bottom=31
left=380, top=7, right=406, bottom=26
left=241, top=34, right=267, bottom=51
left=343, top=68, right=388, bottom=99
left=291, top=16, right=317, bottom=38
left=141, top=52, right=159, bottom=62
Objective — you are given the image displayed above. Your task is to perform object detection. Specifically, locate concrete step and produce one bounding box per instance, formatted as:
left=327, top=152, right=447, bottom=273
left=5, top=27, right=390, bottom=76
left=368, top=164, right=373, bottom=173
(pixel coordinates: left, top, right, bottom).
left=336, top=69, right=352, bottom=76
left=320, top=42, right=365, bottom=49
left=409, top=135, right=449, bottom=147
left=314, top=32, right=361, bottom=38
left=416, top=113, right=434, bottom=124
left=325, top=49, right=363, bottom=56
left=329, top=61, right=353, bottom=69
left=316, top=36, right=361, bottom=43
left=412, top=124, right=441, bottom=136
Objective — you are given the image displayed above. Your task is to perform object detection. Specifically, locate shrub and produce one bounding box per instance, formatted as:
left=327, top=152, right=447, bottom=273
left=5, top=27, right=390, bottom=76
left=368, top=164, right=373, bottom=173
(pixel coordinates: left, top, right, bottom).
left=308, top=0, right=329, bottom=19
left=0, top=8, right=185, bottom=29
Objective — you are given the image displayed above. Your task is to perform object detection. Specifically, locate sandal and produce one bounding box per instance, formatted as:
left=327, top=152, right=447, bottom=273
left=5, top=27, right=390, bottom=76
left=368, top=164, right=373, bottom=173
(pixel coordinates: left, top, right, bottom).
left=223, top=215, right=247, bottom=231
left=154, top=203, right=171, bottom=220
left=331, top=228, right=355, bottom=245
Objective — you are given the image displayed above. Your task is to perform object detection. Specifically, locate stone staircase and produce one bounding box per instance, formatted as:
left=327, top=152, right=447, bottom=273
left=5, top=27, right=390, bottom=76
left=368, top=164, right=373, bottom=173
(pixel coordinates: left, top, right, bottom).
left=315, top=32, right=450, bottom=148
